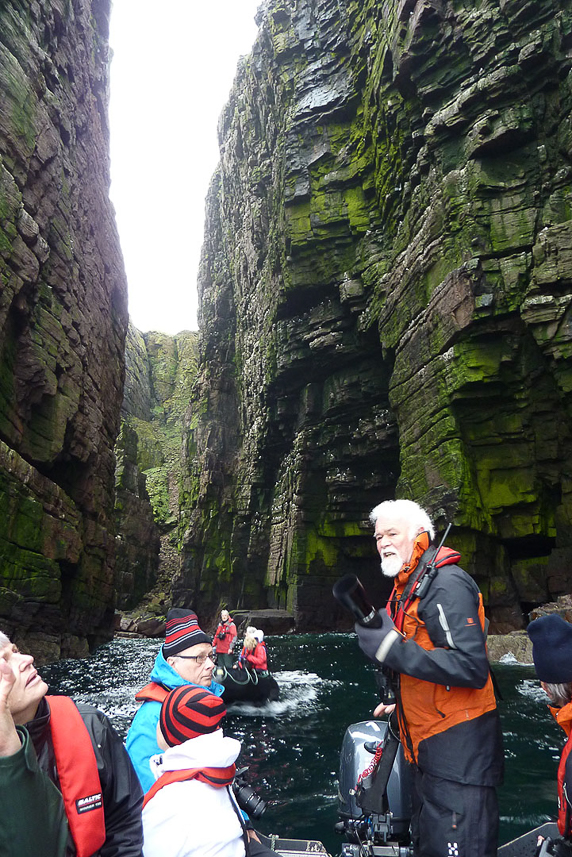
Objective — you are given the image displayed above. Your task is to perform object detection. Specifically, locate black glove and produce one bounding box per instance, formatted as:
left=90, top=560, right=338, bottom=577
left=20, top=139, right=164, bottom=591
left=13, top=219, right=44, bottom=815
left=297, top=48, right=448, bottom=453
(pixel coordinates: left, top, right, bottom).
left=355, top=610, right=398, bottom=663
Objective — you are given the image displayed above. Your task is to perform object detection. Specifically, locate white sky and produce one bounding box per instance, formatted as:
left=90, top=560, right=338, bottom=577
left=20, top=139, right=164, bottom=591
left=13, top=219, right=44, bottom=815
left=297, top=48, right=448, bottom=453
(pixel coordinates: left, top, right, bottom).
left=108, top=1, right=262, bottom=335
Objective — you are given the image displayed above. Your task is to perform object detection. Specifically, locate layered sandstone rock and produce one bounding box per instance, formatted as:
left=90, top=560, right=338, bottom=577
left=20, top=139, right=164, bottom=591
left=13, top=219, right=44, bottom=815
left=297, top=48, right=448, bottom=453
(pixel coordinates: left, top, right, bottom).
left=179, top=0, right=572, bottom=631
left=0, top=0, right=127, bottom=658
left=117, top=324, right=198, bottom=616
left=114, top=420, right=160, bottom=610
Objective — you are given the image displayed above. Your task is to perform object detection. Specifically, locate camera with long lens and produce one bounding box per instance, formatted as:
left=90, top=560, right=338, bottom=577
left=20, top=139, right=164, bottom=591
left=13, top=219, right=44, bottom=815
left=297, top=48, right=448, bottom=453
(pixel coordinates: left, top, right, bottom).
left=333, top=574, right=396, bottom=705
left=332, top=574, right=383, bottom=629
left=232, top=767, right=267, bottom=820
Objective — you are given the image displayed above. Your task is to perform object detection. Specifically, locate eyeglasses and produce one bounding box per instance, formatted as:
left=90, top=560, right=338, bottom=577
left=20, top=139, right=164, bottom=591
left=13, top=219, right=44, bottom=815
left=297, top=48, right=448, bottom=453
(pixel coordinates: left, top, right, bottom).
left=175, top=654, right=213, bottom=665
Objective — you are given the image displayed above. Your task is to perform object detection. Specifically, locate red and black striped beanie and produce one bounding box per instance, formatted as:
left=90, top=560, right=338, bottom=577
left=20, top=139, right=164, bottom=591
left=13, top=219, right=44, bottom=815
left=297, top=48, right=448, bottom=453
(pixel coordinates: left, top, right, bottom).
left=163, top=608, right=211, bottom=657
left=160, top=686, right=226, bottom=746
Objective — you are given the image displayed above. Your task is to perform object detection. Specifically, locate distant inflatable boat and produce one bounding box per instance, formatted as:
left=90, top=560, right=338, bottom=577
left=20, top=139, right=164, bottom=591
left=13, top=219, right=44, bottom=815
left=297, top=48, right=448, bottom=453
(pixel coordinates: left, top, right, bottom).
left=214, top=665, right=280, bottom=705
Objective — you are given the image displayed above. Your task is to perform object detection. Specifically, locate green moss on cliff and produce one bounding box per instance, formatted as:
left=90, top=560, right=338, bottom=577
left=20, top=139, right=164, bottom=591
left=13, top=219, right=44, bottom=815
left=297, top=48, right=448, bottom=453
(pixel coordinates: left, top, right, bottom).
left=121, top=328, right=199, bottom=534
left=177, top=0, right=572, bottom=631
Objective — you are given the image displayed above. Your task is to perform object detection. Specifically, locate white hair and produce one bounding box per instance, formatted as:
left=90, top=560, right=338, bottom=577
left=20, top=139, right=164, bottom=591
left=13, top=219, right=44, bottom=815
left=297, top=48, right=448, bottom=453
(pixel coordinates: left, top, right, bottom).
left=544, top=682, right=572, bottom=708
left=0, top=631, right=10, bottom=648
left=246, top=626, right=257, bottom=635
left=369, top=499, right=435, bottom=541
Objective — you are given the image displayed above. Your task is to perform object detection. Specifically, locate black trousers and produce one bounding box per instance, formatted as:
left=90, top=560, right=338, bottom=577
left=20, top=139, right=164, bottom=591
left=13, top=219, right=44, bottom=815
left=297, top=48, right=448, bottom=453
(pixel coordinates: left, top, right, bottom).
left=410, top=768, right=499, bottom=857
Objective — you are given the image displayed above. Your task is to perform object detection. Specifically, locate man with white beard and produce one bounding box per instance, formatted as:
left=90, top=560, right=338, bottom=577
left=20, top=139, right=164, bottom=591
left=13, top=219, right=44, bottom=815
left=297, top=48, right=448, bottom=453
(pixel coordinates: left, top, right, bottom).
left=354, top=499, right=503, bottom=857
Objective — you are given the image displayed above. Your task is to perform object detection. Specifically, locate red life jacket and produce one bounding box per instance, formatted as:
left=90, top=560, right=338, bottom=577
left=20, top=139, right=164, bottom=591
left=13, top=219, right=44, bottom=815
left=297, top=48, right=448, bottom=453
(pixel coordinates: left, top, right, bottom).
left=47, top=695, right=106, bottom=857
left=554, top=709, right=572, bottom=837
left=143, top=764, right=236, bottom=808
left=135, top=682, right=170, bottom=703
left=388, top=533, right=462, bottom=634
left=558, top=735, right=572, bottom=836
left=243, top=642, right=267, bottom=671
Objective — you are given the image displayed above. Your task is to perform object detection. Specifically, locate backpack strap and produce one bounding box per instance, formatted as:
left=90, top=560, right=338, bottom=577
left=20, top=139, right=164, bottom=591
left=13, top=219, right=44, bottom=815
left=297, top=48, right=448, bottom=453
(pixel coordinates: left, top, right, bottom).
left=47, top=695, right=106, bottom=857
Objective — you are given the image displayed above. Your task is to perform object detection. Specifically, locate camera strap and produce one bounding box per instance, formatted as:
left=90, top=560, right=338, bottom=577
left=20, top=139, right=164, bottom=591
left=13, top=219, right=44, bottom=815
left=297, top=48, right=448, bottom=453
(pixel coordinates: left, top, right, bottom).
left=393, top=525, right=453, bottom=621
left=228, top=785, right=252, bottom=854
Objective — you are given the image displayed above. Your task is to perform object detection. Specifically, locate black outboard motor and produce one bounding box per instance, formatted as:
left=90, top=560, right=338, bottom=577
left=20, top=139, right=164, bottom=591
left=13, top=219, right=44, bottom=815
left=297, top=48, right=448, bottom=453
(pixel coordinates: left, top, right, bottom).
left=336, top=719, right=413, bottom=856
left=333, top=574, right=414, bottom=855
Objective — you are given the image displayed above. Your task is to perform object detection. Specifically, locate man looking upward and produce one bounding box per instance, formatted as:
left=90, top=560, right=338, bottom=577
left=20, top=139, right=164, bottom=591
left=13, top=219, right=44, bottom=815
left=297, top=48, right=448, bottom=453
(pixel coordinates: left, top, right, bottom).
left=355, top=499, right=503, bottom=857
left=0, top=630, right=143, bottom=857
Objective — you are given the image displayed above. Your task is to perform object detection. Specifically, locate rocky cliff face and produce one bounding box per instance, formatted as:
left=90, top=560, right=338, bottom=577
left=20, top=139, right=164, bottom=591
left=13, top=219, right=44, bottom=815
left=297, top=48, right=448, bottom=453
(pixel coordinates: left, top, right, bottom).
left=117, top=324, right=198, bottom=616
left=0, top=0, right=127, bottom=659
left=114, top=420, right=160, bottom=611
left=179, top=0, right=572, bottom=631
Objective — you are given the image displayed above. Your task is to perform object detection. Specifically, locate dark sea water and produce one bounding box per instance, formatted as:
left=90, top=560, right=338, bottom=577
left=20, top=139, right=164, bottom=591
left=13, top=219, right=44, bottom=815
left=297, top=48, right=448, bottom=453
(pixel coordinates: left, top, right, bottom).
left=42, top=633, right=563, bottom=855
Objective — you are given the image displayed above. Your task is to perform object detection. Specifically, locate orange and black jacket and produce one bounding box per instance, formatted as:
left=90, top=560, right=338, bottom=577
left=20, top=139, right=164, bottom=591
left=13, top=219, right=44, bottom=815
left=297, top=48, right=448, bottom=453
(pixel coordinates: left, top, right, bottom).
left=550, top=699, right=572, bottom=837
left=383, top=531, right=503, bottom=787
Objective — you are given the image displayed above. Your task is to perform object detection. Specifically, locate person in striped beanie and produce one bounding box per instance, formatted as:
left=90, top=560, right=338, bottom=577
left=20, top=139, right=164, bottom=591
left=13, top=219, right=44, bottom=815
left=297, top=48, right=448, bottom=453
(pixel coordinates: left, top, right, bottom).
left=126, top=608, right=225, bottom=792
left=158, top=685, right=227, bottom=748
left=142, top=686, right=275, bottom=857
left=162, top=609, right=212, bottom=658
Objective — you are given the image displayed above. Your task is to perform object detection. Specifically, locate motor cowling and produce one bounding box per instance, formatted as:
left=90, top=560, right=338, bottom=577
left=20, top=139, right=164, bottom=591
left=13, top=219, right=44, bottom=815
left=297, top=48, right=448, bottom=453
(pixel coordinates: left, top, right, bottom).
left=337, top=720, right=412, bottom=851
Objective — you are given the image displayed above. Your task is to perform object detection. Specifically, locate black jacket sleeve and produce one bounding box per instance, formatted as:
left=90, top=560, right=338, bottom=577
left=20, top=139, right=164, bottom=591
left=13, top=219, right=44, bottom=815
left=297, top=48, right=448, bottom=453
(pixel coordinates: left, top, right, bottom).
left=79, top=707, right=144, bottom=857
left=383, top=565, right=490, bottom=688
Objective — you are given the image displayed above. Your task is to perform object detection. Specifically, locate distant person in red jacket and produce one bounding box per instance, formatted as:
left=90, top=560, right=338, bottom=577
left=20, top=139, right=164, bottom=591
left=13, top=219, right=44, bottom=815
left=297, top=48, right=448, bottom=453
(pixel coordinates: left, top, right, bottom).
left=213, top=609, right=237, bottom=669
left=238, top=630, right=268, bottom=672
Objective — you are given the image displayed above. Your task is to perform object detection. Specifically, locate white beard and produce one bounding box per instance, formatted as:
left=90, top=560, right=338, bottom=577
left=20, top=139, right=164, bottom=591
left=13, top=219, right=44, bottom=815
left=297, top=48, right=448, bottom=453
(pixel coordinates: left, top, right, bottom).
left=381, top=552, right=404, bottom=578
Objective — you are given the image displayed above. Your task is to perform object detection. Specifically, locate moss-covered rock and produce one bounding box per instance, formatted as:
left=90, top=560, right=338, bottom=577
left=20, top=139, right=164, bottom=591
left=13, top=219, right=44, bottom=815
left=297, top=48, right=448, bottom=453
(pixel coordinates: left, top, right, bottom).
left=0, top=0, right=128, bottom=657
left=115, top=324, right=199, bottom=613
left=177, top=0, right=572, bottom=631
left=114, top=422, right=160, bottom=609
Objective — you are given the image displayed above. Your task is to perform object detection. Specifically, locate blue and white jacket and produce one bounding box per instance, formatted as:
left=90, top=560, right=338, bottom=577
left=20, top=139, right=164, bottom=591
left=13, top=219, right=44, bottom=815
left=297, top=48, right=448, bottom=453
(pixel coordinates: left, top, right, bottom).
left=125, top=648, right=224, bottom=792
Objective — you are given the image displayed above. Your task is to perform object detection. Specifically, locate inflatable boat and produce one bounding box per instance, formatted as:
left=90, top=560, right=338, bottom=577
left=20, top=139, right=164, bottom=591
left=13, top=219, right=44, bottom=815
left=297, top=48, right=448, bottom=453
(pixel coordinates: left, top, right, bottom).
left=331, top=717, right=554, bottom=856
left=252, top=716, right=411, bottom=856
left=195, top=706, right=551, bottom=856
left=213, top=664, right=280, bottom=705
